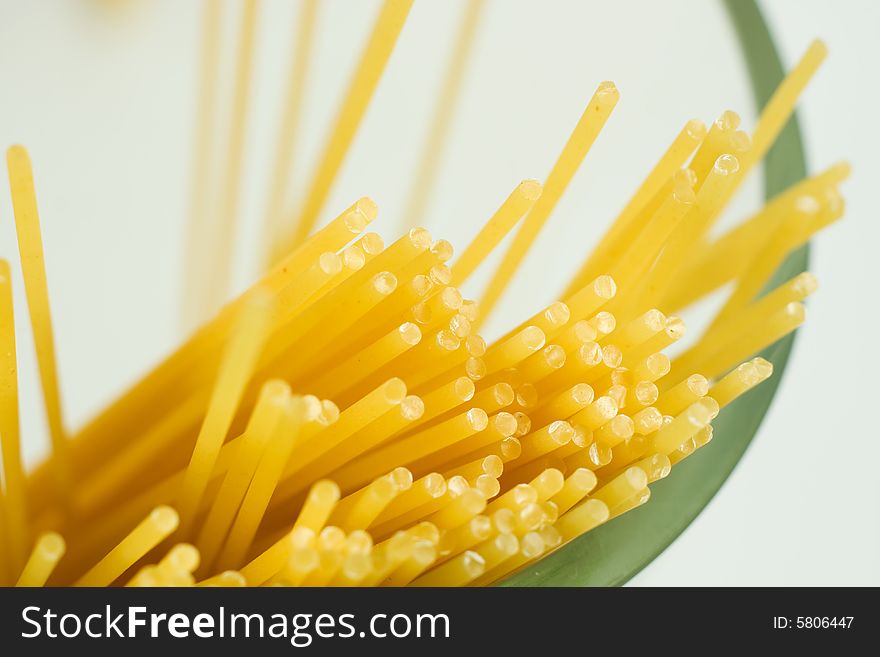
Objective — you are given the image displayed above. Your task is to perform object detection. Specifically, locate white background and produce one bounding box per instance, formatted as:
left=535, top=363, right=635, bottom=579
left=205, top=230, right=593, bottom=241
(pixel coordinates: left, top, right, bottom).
left=0, top=0, right=877, bottom=585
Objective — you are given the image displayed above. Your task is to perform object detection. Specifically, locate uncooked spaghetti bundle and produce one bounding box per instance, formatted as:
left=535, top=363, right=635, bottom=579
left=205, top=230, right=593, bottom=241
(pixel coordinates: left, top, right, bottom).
left=0, top=1, right=846, bottom=587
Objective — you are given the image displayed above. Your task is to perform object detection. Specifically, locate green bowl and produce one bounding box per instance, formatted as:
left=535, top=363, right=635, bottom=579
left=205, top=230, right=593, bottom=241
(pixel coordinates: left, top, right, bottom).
left=501, top=0, right=809, bottom=586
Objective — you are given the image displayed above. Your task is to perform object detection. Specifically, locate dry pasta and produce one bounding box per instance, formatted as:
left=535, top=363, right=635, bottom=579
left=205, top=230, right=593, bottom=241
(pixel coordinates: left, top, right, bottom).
left=0, top=2, right=845, bottom=587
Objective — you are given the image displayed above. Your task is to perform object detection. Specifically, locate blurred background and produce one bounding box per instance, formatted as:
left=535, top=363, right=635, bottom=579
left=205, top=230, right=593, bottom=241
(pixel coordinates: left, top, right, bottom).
left=0, top=0, right=877, bottom=585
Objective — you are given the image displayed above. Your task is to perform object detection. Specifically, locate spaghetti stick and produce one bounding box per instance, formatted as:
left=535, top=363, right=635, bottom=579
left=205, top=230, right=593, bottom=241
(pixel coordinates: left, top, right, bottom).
left=632, top=407, right=663, bottom=435
left=554, top=319, right=597, bottom=354
left=451, top=179, right=543, bottom=285
left=609, top=174, right=696, bottom=294
left=669, top=425, right=714, bottom=466
left=688, top=111, right=740, bottom=184
left=624, top=315, right=685, bottom=366
left=409, top=376, right=474, bottom=428
left=747, top=40, right=828, bottom=171
left=630, top=352, right=671, bottom=383
left=604, top=309, right=666, bottom=354
left=628, top=155, right=742, bottom=313
left=309, top=323, right=422, bottom=398
left=632, top=453, right=672, bottom=484
left=355, top=396, right=424, bottom=447
left=282, top=0, right=414, bottom=251
left=75, top=507, right=178, bottom=587
left=271, top=252, right=342, bottom=318
left=177, top=293, right=273, bottom=536
left=709, top=196, right=841, bottom=329
left=240, top=484, right=338, bottom=586
left=0, top=261, right=27, bottom=571
left=272, top=272, right=400, bottom=378
left=591, top=467, right=648, bottom=509
left=435, top=515, right=492, bottom=562
left=562, top=276, right=617, bottom=330
left=686, top=302, right=805, bottom=382
left=500, top=456, right=565, bottom=493
left=471, top=533, right=519, bottom=576
left=301, top=527, right=346, bottom=586
left=6, top=146, right=70, bottom=502
left=278, top=378, right=407, bottom=486
left=263, top=0, right=319, bottom=265
left=518, top=421, right=574, bottom=463
left=565, top=119, right=706, bottom=295
left=16, top=532, right=66, bottom=587
left=408, top=412, right=516, bottom=475
left=357, top=532, right=411, bottom=586
left=443, top=455, right=503, bottom=482
left=564, top=440, right=612, bottom=472
left=692, top=272, right=817, bottom=358
left=656, top=374, right=709, bottom=416
left=181, top=0, right=223, bottom=332
left=473, top=531, right=547, bottom=586
left=609, top=487, right=651, bottom=519
left=537, top=341, right=603, bottom=395
left=404, top=0, right=487, bottom=229
left=528, top=468, right=565, bottom=502
left=664, top=164, right=848, bottom=311
left=369, top=479, right=466, bottom=540
left=195, top=380, right=290, bottom=572
left=294, top=481, right=341, bottom=534
left=156, top=543, right=200, bottom=586
left=530, top=384, right=594, bottom=427
left=570, top=396, right=619, bottom=433
left=372, top=474, right=447, bottom=526
left=0, top=493, right=7, bottom=584
left=336, top=476, right=399, bottom=532
left=197, top=570, right=247, bottom=587
left=428, top=488, right=487, bottom=531
left=484, top=326, right=546, bottom=373
left=594, top=414, right=634, bottom=449
left=280, top=199, right=380, bottom=288
left=382, top=540, right=435, bottom=587
left=332, top=409, right=489, bottom=492
left=470, top=383, right=515, bottom=414
left=485, top=484, right=536, bottom=515
left=205, top=0, right=260, bottom=316
left=330, top=550, right=374, bottom=586
left=550, top=468, right=597, bottom=514
left=709, top=358, right=773, bottom=408
left=478, top=82, right=619, bottom=326
left=647, top=402, right=713, bottom=455
left=519, top=344, right=567, bottom=383
left=410, top=550, right=485, bottom=587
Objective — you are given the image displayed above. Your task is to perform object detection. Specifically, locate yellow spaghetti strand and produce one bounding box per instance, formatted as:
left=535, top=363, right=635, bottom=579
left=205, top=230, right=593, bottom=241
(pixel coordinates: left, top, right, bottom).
left=451, top=180, right=543, bottom=286
left=75, top=506, right=179, bottom=587
left=216, top=396, right=308, bottom=571
left=262, top=0, right=320, bottom=266
left=195, top=380, right=290, bottom=572
left=403, top=0, right=486, bottom=228
left=16, top=532, right=66, bottom=587
left=202, top=0, right=261, bottom=319
left=0, top=260, right=28, bottom=573
left=477, top=82, right=619, bottom=327
left=177, top=292, right=273, bottom=536
left=566, top=118, right=706, bottom=295
left=746, top=40, right=828, bottom=170
left=181, top=0, right=223, bottom=333
left=280, top=0, right=414, bottom=253
left=6, top=146, right=70, bottom=503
